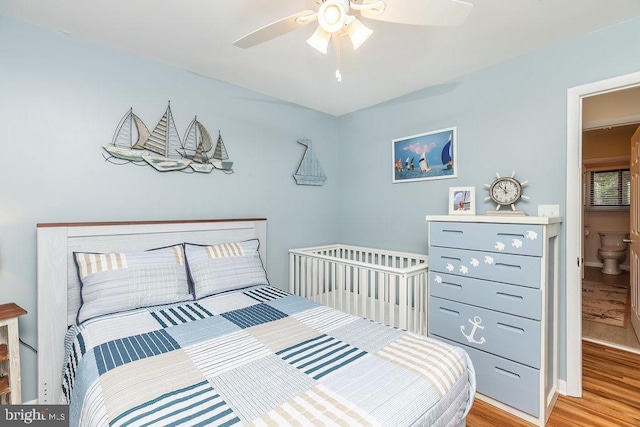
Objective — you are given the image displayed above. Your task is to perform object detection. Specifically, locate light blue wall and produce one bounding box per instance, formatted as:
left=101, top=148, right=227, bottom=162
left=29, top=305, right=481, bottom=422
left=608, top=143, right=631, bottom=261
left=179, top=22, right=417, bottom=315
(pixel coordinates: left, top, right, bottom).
left=337, top=17, right=640, bottom=381
left=4, top=11, right=640, bottom=403
left=0, top=15, right=339, bottom=402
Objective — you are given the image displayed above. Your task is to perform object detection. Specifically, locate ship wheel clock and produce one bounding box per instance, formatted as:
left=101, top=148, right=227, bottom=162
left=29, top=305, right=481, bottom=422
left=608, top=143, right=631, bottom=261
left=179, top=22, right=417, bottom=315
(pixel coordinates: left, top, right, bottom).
left=484, top=171, right=530, bottom=215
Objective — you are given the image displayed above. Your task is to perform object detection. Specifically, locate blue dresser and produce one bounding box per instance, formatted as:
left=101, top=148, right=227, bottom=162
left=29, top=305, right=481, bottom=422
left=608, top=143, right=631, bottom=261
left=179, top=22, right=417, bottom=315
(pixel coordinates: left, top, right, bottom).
left=426, top=215, right=562, bottom=426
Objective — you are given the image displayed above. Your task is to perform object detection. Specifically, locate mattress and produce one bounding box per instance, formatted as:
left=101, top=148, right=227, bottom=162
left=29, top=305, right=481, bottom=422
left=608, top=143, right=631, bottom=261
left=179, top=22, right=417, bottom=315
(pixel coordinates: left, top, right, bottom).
left=63, top=285, right=475, bottom=426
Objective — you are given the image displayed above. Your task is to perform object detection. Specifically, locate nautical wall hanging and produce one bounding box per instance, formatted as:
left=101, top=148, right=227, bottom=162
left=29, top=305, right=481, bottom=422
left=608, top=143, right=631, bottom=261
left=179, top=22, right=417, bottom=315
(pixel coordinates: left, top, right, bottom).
left=293, top=139, right=327, bottom=186
left=103, top=102, right=233, bottom=174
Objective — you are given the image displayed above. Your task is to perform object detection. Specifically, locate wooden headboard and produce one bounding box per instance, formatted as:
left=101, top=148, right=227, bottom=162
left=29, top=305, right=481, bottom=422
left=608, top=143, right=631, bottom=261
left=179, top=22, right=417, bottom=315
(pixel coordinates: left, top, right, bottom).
left=36, top=218, right=267, bottom=404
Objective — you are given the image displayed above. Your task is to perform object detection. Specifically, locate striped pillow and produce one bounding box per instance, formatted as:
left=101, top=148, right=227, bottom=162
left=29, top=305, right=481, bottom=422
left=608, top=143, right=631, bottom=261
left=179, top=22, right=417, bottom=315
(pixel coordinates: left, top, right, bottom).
left=74, top=244, right=192, bottom=324
left=185, top=239, right=269, bottom=299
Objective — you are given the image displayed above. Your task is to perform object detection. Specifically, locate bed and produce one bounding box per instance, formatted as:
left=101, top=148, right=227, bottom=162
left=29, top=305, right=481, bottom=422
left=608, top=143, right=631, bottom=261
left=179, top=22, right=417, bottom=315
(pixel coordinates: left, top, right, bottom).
left=37, top=219, right=475, bottom=426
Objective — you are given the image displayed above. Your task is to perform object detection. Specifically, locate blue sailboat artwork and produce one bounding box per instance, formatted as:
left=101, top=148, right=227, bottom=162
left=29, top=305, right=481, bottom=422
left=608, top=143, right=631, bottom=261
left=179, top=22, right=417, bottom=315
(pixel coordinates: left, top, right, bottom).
left=293, top=139, right=327, bottom=186
left=442, top=135, right=453, bottom=169
left=392, top=126, right=456, bottom=183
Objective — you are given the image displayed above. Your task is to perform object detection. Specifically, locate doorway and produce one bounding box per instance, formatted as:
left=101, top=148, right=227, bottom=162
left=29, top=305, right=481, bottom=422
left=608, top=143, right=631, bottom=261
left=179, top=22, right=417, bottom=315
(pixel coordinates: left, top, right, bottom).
left=566, top=71, right=640, bottom=397
left=581, top=121, right=640, bottom=352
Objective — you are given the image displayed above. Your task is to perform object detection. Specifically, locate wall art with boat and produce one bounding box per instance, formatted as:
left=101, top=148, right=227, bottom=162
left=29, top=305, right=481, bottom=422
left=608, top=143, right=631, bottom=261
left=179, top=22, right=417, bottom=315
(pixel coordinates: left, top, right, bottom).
left=103, top=102, right=233, bottom=173
left=293, top=139, right=327, bottom=186
left=392, top=126, right=457, bottom=183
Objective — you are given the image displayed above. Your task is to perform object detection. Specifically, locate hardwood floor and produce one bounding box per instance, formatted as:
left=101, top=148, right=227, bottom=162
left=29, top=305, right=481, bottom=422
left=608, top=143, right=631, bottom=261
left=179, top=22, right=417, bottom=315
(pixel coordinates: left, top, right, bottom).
left=465, top=341, right=640, bottom=426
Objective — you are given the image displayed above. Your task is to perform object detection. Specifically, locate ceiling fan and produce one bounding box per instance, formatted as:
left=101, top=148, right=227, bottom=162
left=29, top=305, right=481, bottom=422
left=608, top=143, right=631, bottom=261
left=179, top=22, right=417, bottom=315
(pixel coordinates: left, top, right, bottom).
left=233, top=0, right=474, bottom=54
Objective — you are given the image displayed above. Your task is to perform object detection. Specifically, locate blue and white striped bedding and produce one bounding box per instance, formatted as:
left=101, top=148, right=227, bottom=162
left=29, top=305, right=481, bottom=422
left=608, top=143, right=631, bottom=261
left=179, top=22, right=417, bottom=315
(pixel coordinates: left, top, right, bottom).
left=63, top=286, right=475, bottom=426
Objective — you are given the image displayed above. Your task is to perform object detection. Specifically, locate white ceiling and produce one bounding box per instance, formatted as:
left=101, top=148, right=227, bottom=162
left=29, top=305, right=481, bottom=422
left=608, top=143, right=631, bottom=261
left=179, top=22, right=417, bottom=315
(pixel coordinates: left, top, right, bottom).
left=2, top=0, right=640, bottom=116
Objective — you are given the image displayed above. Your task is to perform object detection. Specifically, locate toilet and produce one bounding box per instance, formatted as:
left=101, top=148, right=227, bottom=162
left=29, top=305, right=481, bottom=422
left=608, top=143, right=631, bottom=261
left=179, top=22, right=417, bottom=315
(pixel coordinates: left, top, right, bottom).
left=597, top=231, right=630, bottom=275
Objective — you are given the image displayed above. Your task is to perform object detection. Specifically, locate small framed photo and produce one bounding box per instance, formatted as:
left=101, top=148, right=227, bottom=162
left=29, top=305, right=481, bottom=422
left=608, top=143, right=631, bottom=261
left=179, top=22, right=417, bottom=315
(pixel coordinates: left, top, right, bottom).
left=392, top=126, right=457, bottom=183
left=449, top=187, right=476, bottom=215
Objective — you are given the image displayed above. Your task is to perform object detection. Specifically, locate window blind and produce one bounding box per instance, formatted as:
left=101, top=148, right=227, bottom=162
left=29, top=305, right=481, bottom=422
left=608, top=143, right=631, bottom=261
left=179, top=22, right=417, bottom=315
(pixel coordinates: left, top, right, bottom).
left=589, top=169, right=630, bottom=207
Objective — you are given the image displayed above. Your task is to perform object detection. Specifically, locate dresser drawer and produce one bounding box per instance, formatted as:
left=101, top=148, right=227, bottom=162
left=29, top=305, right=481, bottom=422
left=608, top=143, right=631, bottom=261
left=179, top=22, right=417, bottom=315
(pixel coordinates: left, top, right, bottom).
left=428, top=297, right=541, bottom=368
left=436, top=337, right=540, bottom=418
left=429, top=246, right=541, bottom=289
left=429, top=272, right=541, bottom=320
left=429, top=222, right=543, bottom=256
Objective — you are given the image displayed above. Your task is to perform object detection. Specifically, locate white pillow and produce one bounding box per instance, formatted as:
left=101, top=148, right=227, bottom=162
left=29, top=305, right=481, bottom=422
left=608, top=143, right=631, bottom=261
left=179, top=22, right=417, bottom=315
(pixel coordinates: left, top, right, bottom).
left=185, top=239, right=269, bottom=299
left=74, top=244, right=192, bottom=324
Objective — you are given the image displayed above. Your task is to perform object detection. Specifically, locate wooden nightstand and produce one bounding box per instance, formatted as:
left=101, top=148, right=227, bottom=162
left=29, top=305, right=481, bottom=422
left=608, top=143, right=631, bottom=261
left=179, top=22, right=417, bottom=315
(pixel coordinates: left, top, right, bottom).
left=0, top=303, right=27, bottom=404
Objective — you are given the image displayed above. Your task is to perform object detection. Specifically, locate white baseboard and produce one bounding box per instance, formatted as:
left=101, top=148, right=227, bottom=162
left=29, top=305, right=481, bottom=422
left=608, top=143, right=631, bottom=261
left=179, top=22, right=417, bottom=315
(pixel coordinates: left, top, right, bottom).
left=557, top=379, right=567, bottom=395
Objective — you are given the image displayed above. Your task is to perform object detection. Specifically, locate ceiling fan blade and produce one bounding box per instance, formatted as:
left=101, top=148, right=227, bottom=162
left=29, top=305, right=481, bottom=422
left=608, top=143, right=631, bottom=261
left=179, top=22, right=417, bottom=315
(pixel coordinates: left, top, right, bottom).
left=359, top=0, right=473, bottom=26
left=233, top=10, right=318, bottom=48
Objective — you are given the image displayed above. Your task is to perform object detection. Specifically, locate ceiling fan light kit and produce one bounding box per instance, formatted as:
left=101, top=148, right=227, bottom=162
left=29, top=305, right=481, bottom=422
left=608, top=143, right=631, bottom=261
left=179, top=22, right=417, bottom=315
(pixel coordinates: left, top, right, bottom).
left=346, top=17, right=373, bottom=50
left=307, top=26, right=332, bottom=54
left=306, top=0, right=375, bottom=54
left=318, top=0, right=348, bottom=33
left=233, top=0, right=473, bottom=78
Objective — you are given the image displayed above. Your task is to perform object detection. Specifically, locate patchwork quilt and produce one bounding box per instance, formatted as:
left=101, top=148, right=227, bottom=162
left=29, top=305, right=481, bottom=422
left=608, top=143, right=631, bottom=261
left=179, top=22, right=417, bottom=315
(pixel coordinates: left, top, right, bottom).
left=63, top=286, right=475, bottom=426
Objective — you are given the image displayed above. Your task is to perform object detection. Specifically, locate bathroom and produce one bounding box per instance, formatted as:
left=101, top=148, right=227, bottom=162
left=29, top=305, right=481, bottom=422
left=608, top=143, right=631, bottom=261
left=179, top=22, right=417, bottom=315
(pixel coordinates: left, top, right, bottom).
left=582, top=117, right=639, bottom=350
left=583, top=124, right=633, bottom=273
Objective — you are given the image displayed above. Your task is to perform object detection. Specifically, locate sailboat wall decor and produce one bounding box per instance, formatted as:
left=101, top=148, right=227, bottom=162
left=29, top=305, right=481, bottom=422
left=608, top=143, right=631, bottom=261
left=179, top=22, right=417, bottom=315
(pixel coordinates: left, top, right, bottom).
left=141, top=102, right=192, bottom=172
left=293, top=139, right=327, bottom=186
left=103, top=108, right=150, bottom=162
left=102, top=102, right=233, bottom=174
left=210, top=131, right=233, bottom=172
left=392, top=126, right=457, bottom=183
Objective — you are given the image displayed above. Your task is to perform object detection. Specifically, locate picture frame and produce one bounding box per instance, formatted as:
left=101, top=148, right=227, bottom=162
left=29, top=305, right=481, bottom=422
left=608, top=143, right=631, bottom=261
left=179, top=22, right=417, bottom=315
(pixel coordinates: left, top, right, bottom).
left=449, top=186, right=476, bottom=215
left=392, top=126, right=457, bottom=183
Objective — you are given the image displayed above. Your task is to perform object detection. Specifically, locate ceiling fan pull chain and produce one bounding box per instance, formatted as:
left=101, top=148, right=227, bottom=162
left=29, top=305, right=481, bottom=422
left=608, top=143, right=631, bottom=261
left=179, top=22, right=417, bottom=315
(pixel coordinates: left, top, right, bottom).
left=336, top=40, right=342, bottom=82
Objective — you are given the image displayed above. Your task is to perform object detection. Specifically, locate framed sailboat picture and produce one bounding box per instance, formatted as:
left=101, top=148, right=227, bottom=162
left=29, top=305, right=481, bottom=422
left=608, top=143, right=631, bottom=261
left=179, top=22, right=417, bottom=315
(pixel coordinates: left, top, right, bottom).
left=392, top=127, right=457, bottom=183
left=449, top=186, right=476, bottom=215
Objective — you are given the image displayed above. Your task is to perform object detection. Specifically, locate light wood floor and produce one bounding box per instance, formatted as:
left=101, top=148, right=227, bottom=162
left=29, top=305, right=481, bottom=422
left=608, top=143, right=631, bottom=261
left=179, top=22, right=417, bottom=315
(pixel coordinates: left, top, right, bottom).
left=465, top=340, right=640, bottom=426
left=582, top=267, right=640, bottom=351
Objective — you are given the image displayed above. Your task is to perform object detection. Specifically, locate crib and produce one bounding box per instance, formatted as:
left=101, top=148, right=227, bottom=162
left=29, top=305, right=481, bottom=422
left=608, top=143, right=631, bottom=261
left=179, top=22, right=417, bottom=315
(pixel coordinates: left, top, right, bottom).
left=289, top=244, right=429, bottom=334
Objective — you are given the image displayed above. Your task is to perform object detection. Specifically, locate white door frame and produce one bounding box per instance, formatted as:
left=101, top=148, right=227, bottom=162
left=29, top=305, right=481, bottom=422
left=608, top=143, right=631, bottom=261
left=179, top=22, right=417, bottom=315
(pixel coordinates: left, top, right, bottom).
left=566, top=71, right=640, bottom=397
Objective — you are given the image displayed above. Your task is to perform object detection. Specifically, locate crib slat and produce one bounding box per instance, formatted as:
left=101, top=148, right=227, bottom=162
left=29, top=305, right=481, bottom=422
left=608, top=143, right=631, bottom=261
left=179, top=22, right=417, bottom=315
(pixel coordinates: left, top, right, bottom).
left=380, top=272, right=387, bottom=326
left=318, top=258, right=324, bottom=305
left=346, top=266, right=351, bottom=315
left=399, top=275, right=407, bottom=330
left=389, top=277, right=396, bottom=328
left=306, top=256, right=312, bottom=300
left=420, top=272, right=426, bottom=334
left=360, top=268, right=367, bottom=320
left=290, top=254, right=295, bottom=294
left=370, top=271, right=376, bottom=323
